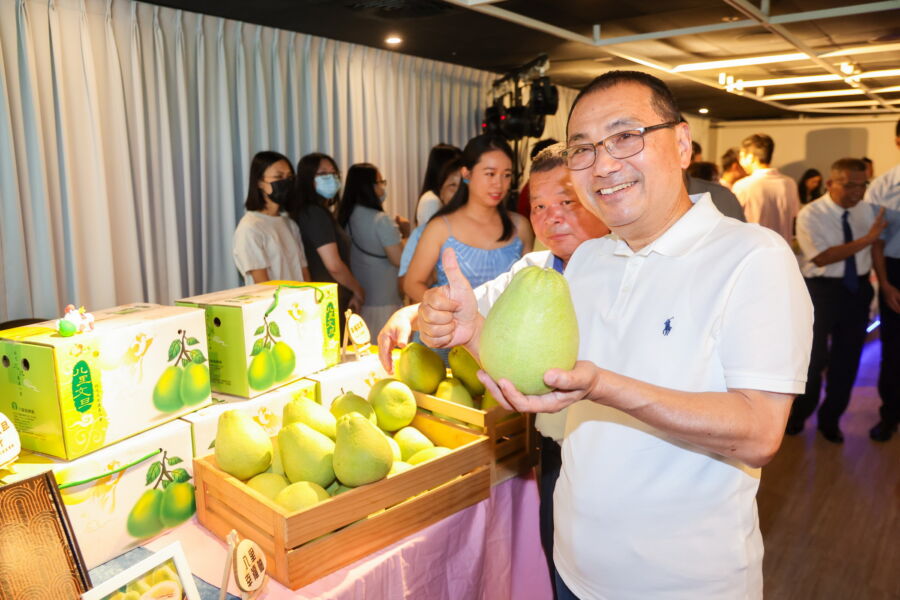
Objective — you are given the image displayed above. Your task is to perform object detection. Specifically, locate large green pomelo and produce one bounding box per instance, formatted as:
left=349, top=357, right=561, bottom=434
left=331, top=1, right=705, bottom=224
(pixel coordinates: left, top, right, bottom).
left=478, top=266, right=578, bottom=395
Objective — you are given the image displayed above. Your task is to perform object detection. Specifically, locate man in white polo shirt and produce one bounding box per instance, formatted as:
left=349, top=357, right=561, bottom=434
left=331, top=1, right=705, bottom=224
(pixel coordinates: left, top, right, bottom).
left=787, top=158, right=885, bottom=443
left=417, top=71, right=813, bottom=599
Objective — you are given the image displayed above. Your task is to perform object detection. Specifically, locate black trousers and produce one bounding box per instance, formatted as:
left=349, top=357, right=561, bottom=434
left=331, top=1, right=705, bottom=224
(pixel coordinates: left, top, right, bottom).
left=790, top=276, right=874, bottom=429
left=878, top=257, right=900, bottom=425
left=538, top=435, right=562, bottom=600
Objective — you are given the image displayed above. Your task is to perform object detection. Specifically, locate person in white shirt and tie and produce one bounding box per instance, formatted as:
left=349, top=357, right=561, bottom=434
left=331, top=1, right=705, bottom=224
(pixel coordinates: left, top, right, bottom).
left=788, top=158, right=886, bottom=443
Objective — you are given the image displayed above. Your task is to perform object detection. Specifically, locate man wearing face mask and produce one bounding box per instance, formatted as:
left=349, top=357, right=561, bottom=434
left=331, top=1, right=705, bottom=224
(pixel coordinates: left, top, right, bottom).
left=233, top=151, right=310, bottom=285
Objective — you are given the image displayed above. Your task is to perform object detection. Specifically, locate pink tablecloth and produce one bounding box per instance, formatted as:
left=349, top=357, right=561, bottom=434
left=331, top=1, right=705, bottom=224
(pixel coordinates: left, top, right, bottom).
left=146, top=474, right=553, bottom=599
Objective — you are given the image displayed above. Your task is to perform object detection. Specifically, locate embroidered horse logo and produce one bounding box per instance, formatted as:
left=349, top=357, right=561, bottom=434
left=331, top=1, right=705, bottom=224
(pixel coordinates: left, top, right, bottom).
left=663, top=317, right=674, bottom=336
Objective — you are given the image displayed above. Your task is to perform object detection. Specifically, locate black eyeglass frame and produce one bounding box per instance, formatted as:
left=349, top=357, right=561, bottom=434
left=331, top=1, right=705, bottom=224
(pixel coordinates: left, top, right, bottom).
left=562, top=120, right=682, bottom=171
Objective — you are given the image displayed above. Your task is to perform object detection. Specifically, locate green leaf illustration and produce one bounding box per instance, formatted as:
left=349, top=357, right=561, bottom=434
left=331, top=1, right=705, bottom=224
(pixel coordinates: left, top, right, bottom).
left=208, top=439, right=216, bottom=449
left=162, top=480, right=171, bottom=490
left=265, top=339, right=274, bottom=349
left=146, top=461, right=163, bottom=486
left=254, top=326, right=265, bottom=336
left=167, top=456, right=183, bottom=466
left=268, top=321, right=281, bottom=337
left=251, top=338, right=266, bottom=356
left=186, top=337, right=200, bottom=346
left=181, top=357, right=190, bottom=367
left=190, top=349, right=206, bottom=364
left=171, top=468, right=191, bottom=483
left=168, top=340, right=182, bottom=362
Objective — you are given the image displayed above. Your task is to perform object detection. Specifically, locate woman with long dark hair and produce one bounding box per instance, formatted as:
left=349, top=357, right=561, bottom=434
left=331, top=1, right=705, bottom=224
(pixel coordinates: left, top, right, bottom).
left=398, top=157, right=463, bottom=293
left=403, top=134, right=533, bottom=303
left=416, top=143, right=462, bottom=226
left=337, top=163, right=404, bottom=333
left=288, top=153, right=365, bottom=319
left=233, top=151, right=309, bottom=284
left=798, top=168, right=824, bottom=205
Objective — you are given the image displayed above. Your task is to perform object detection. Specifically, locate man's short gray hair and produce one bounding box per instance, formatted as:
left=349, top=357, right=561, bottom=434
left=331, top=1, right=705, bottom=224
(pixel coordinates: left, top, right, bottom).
left=530, top=142, right=567, bottom=175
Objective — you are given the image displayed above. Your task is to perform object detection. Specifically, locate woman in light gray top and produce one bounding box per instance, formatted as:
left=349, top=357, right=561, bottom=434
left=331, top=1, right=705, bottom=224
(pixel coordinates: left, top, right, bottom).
left=337, top=163, right=404, bottom=335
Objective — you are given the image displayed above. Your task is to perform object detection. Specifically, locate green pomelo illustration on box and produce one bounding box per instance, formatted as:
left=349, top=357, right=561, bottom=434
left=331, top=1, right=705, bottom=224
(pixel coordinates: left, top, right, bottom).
left=177, top=283, right=339, bottom=398
left=153, top=329, right=211, bottom=412
left=124, top=449, right=196, bottom=539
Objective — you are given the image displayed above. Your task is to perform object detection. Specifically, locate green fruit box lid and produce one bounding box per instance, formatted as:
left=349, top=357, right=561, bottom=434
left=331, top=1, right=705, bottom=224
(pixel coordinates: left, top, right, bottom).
left=0, top=303, right=198, bottom=347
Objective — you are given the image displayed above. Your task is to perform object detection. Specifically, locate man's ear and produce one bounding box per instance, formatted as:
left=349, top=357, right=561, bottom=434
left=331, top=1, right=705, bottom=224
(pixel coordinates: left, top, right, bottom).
left=675, top=122, right=693, bottom=170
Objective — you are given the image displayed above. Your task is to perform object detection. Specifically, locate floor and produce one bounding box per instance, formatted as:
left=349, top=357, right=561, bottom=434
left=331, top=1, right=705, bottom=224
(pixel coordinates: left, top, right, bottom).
left=758, top=339, right=900, bottom=599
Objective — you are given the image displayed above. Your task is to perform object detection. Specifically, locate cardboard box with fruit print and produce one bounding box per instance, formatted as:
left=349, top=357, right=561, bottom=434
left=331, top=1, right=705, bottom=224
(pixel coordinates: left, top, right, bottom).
left=0, top=419, right=195, bottom=569
left=180, top=377, right=318, bottom=457
left=0, top=303, right=212, bottom=460
left=306, top=350, right=388, bottom=410
left=177, top=282, right=339, bottom=399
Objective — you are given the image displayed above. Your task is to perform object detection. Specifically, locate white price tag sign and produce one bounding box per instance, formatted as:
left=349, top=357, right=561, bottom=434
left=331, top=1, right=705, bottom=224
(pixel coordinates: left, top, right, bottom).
left=0, top=413, right=21, bottom=470
left=233, top=539, right=267, bottom=593
left=346, top=313, right=371, bottom=347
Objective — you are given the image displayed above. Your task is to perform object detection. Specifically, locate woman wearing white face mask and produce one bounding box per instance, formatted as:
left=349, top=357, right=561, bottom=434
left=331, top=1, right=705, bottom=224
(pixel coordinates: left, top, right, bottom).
left=233, top=151, right=310, bottom=285
left=337, top=163, right=404, bottom=335
left=287, top=153, right=365, bottom=327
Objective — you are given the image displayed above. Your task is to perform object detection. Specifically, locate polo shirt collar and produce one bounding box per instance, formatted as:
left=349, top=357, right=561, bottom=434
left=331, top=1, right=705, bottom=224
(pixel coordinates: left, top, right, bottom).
left=611, top=193, right=722, bottom=257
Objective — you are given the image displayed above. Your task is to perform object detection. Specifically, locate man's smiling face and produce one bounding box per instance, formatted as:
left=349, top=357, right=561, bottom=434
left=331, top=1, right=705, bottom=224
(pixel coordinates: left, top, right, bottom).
left=566, top=82, right=692, bottom=242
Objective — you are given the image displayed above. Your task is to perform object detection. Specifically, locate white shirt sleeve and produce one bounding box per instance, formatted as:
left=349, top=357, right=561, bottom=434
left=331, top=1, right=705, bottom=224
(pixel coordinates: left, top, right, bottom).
left=233, top=218, right=269, bottom=277
left=474, top=251, right=552, bottom=317
left=718, top=242, right=813, bottom=394
left=795, top=205, right=830, bottom=258
left=416, top=192, right=442, bottom=226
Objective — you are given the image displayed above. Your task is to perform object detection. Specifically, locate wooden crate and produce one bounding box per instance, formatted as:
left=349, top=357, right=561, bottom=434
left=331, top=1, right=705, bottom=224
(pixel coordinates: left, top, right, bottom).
left=193, top=412, right=491, bottom=590
left=413, top=391, right=539, bottom=485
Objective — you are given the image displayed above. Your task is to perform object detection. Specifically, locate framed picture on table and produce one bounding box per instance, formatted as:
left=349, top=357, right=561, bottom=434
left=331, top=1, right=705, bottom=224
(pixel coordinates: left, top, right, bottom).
left=82, top=541, right=200, bottom=600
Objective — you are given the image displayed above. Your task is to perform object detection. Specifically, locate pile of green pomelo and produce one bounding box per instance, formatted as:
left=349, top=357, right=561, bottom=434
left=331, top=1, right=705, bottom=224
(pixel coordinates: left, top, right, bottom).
left=216, top=265, right=581, bottom=512
left=213, top=343, right=511, bottom=513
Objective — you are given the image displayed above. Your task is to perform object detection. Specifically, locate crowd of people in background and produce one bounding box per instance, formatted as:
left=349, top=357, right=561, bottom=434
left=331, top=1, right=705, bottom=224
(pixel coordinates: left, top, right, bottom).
left=231, top=109, right=899, bottom=449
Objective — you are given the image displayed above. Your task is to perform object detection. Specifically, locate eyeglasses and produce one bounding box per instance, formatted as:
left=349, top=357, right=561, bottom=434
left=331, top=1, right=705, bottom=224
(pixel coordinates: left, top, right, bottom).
left=376, top=179, right=388, bottom=185
left=562, top=121, right=681, bottom=171
left=835, top=180, right=869, bottom=190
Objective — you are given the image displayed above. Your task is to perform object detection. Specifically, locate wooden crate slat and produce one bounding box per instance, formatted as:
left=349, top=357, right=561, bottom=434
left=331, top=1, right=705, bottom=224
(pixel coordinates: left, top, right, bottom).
left=282, top=434, right=489, bottom=547
left=413, top=391, right=487, bottom=427
left=494, top=414, right=527, bottom=438
left=494, top=431, right=526, bottom=460
left=194, top=456, right=281, bottom=535
left=282, top=467, right=491, bottom=589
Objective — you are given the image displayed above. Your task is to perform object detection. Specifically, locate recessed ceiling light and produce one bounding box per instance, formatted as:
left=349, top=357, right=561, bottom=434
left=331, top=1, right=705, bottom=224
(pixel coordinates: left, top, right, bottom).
left=385, top=36, right=402, bottom=45
left=765, top=88, right=866, bottom=101
left=699, top=108, right=709, bottom=114
left=674, top=53, right=807, bottom=72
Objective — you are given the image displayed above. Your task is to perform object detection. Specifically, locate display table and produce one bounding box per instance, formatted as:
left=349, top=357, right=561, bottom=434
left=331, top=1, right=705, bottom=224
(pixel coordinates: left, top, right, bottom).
left=136, top=473, right=552, bottom=599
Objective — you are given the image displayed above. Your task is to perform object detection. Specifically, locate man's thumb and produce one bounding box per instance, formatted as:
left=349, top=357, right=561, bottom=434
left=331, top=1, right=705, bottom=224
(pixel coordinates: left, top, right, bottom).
left=442, top=247, right=472, bottom=296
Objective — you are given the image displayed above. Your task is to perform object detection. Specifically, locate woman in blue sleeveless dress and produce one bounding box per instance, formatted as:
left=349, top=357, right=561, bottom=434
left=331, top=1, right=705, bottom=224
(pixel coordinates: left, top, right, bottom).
left=403, top=134, right=534, bottom=303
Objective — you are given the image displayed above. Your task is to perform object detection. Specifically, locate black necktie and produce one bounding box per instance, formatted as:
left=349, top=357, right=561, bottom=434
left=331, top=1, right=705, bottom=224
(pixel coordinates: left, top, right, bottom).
left=842, top=210, right=858, bottom=293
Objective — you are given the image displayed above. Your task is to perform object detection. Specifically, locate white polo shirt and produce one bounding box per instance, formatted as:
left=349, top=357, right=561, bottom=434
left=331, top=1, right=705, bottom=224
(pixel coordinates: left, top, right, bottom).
left=796, top=193, right=877, bottom=278
left=555, top=194, right=813, bottom=599
left=474, top=250, right=569, bottom=442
